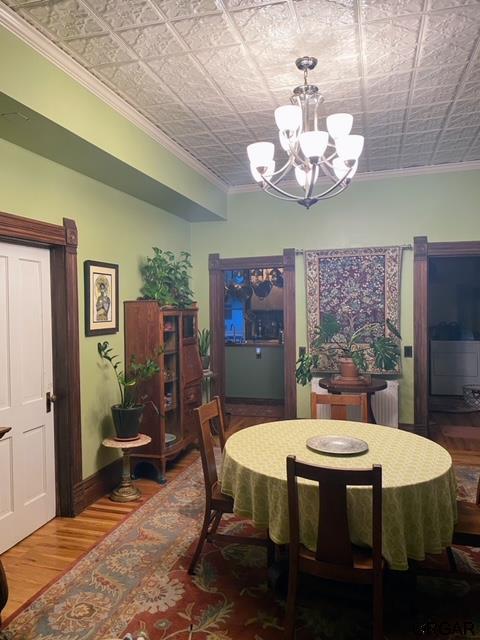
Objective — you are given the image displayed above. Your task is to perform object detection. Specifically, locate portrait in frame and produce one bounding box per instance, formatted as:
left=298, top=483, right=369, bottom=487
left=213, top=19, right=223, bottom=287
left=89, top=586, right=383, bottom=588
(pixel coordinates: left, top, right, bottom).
left=84, top=260, right=119, bottom=336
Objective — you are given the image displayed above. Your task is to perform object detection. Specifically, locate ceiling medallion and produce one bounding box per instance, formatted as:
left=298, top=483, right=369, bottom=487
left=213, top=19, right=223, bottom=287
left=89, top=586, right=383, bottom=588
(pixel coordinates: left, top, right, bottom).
left=246, top=56, right=364, bottom=210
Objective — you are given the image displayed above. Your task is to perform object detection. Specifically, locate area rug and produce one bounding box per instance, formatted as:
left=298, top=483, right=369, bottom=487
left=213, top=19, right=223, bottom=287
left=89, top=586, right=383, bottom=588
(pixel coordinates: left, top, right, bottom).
left=1, top=459, right=479, bottom=640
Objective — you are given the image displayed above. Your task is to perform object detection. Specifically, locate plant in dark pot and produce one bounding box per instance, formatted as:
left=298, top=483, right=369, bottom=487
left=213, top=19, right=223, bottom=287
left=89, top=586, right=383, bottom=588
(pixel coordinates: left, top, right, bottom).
left=140, top=248, right=194, bottom=308
left=296, top=313, right=401, bottom=385
left=198, top=328, right=211, bottom=370
left=98, top=341, right=161, bottom=440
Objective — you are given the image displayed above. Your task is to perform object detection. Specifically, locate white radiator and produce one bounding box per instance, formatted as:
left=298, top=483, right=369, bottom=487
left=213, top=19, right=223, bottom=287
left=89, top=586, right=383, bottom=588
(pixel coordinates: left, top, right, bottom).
left=311, top=378, right=399, bottom=428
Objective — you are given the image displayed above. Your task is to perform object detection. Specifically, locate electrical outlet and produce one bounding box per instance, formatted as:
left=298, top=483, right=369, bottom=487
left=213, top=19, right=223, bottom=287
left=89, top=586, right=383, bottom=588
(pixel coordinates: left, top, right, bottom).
left=404, top=345, right=413, bottom=358
left=256, top=347, right=262, bottom=359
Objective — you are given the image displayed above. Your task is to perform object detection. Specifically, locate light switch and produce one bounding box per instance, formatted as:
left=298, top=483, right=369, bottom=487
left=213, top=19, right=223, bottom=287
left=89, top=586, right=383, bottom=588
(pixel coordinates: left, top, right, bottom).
left=256, top=347, right=262, bottom=359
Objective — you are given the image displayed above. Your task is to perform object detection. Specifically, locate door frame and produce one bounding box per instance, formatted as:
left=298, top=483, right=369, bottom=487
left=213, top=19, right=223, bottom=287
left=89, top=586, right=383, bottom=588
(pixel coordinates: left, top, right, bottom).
left=0, top=211, right=82, bottom=516
left=209, top=249, right=297, bottom=419
left=414, top=236, right=480, bottom=432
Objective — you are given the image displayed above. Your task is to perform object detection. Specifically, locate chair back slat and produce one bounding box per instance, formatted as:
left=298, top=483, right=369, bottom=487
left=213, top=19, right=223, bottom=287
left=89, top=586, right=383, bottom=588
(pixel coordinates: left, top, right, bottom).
left=194, top=405, right=218, bottom=495
left=287, top=455, right=382, bottom=569
left=195, top=396, right=228, bottom=451
left=311, top=392, right=369, bottom=422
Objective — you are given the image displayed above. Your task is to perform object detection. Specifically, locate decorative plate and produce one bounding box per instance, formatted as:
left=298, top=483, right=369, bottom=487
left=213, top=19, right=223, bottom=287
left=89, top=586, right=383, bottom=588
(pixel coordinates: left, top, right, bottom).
left=165, top=432, right=176, bottom=445
left=306, top=435, right=369, bottom=455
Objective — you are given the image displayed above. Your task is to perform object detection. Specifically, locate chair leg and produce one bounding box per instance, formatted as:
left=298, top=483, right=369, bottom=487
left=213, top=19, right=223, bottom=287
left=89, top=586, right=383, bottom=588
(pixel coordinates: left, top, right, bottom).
left=446, top=546, right=457, bottom=572
left=209, top=511, right=223, bottom=537
left=284, top=551, right=299, bottom=640
left=373, top=575, right=383, bottom=640
left=188, top=506, right=214, bottom=575
left=266, top=534, right=275, bottom=568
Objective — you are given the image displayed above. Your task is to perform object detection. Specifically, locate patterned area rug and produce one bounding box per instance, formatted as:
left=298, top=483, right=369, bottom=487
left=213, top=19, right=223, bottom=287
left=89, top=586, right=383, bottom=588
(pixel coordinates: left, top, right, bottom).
left=1, top=459, right=479, bottom=640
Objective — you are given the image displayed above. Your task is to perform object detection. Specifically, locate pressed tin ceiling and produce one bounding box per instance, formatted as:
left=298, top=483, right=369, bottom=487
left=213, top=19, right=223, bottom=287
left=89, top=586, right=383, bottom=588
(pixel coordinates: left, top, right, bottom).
left=2, top=0, right=480, bottom=187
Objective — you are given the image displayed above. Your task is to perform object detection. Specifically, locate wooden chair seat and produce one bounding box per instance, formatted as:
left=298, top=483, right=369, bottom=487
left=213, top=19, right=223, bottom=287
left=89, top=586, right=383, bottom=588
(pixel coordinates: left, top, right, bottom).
left=211, top=482, right=234, bottom=510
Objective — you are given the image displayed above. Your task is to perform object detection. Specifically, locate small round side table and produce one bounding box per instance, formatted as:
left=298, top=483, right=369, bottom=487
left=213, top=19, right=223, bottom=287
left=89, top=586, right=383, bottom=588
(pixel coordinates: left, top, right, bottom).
left=102, top=433, right=151, bottom=502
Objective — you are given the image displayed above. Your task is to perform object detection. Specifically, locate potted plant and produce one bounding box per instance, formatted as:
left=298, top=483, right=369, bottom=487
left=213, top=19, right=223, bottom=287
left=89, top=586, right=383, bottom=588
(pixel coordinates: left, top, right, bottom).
left=296, top=313, right=401, bottom=385
left=140, top=248, right=194, bottom=308
left=98, top=341, right=161, bottom=440
left=198, top=328, right=211, bottom=370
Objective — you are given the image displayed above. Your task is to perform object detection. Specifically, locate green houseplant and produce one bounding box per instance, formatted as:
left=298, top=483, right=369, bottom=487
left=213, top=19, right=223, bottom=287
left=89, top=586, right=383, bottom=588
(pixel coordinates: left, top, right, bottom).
left=140, top=248, right=194, bottom=308
left=198, top=328, right=211, bottom=370
left=98, top=341, right=161, bottom=440
left=296, top=313, right=401, bottom=385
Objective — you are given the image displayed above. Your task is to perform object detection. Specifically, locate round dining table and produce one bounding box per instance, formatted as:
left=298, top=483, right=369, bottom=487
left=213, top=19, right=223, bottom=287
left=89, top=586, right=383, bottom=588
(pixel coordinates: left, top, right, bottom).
left=220, top=419, right=458, bottom=571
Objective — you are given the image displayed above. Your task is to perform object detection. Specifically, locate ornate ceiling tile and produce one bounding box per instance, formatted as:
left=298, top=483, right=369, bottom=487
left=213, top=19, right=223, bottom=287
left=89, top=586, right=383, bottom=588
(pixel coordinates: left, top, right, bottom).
left=84, top=0, right=161, bottom=30
left=118, top=23, right=185, bottom=58
left=172, top=13, right=239, bottom=49
left=19, top=0, right=105, bottom=40
left=96, top=61, right=170, bottom=107
left=154, top=0, right=221, bottom=20
left=64, top=33, right=134, bottom=66
left=231, top=2, right=298, bottom=42
left=360, top=0, right=424, bottom=23
left=293, top=0, right=355, bottom=28
left=363, top=16, right=422, bottom=76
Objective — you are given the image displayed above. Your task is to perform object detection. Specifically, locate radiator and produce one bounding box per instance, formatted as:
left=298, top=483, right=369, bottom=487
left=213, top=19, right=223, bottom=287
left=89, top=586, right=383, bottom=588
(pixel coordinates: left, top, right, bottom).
left=311, top=379, right=399, bottom=428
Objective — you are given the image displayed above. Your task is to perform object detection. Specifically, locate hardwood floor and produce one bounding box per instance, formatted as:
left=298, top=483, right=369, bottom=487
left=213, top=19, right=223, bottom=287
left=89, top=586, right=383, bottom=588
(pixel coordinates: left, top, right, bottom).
left=1, top=412, right=479, bottom=623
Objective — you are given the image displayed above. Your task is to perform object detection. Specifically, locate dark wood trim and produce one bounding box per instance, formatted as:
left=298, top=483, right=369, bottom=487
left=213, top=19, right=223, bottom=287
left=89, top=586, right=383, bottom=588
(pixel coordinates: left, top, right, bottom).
left=413, top=236, right=429, bottom=433
left=283, top=248, right=297, bottom=419
left=414, top=237, right=480, bottom=438
left=209, top=250, right=297, bottom=419
left=0, top=212, right=82, bottom=516
left=76, top=458, right=122, bottom=511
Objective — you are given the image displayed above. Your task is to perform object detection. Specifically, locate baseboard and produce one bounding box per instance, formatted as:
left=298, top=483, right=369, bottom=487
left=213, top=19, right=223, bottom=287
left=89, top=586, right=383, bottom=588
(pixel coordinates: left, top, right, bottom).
left=76, top=458, right=122, bottom=512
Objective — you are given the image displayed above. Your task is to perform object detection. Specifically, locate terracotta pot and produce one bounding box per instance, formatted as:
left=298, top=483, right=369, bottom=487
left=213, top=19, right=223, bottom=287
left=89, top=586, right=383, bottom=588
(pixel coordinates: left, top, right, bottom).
left=338, top=358, right=359, bottom=381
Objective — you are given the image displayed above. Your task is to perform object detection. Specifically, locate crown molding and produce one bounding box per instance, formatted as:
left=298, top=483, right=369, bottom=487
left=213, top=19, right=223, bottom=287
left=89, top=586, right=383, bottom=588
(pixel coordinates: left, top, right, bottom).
left=0, top=3, right=228, bottom=194
left=227, top=160, right=480, bottom=194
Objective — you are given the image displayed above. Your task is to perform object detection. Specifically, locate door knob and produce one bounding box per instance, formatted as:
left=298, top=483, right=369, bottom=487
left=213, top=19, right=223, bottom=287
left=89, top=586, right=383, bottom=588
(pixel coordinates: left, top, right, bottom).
left=46, top=392, right=57, bottom=413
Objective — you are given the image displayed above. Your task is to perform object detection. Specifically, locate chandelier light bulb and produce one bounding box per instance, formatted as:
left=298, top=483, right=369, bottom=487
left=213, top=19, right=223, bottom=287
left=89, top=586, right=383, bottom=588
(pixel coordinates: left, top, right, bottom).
left=332, top=157, right=358, bottom=180
left=279, top=131, right=291, bottom=152
left=335, top=134, right=364, bottom=161
left=247, top=141, right=275, bottom=168
left=326, top=113, right=354, bottom=139
left=250, top=161, right=275, bottom=182
left=294, top=166, right=315, bottom=187
left=274, top=105, right=302, bottom=133
left=299, top=131, right=329, bottom=161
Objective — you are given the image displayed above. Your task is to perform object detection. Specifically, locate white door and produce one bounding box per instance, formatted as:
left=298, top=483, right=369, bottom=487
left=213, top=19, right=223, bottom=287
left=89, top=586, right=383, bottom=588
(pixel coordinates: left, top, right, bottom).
left=0, top=242, right=55, bottom=554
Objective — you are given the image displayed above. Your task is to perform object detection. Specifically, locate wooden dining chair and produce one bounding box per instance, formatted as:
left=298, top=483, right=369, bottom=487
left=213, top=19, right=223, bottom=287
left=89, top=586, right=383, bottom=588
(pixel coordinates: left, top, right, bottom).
left=448, top=473, right=480, bottom=567
left=285, top=455, right=383, bottom=640
left=188, top=404, right=272, bottom=574
left=311, top=391, right=369, bottom=422
left=195, top=396, right=229, bottom=451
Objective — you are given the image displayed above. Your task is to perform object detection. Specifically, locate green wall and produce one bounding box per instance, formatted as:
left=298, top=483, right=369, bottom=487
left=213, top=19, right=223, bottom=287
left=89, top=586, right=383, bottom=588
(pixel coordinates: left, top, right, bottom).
left=0, top=137, right=191, bottom=478
left=191, top=169, right=480, bottom=424
left=226, top=346, right=284, bottom=399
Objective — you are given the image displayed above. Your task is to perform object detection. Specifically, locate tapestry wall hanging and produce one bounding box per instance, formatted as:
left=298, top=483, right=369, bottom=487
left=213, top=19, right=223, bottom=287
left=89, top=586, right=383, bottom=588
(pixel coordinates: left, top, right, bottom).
left=305, top=246, right=403, bottom=374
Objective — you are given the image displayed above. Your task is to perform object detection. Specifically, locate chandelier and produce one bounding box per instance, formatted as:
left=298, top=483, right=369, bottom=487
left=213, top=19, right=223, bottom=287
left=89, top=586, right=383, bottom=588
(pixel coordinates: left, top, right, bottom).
left=246, top=56, right=364, bottom=210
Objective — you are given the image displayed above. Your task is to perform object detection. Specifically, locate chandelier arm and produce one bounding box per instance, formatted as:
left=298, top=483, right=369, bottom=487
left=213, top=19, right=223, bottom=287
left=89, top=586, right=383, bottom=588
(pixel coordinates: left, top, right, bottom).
left=261, top=187, right=300, bottom=202
left=312, top=182, right=350, bottom=200
left=261, top=176, right=300, bottom=200
left=305, top=164, right=318, bottom=200
left=269, top=155, right=295, bottom=179
left=311, top=176, right=351, bottom=200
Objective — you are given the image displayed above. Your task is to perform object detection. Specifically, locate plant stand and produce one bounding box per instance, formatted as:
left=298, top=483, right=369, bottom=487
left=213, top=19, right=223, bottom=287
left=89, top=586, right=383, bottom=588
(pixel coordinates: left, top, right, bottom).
left=102, top=434, right=152, bottom=502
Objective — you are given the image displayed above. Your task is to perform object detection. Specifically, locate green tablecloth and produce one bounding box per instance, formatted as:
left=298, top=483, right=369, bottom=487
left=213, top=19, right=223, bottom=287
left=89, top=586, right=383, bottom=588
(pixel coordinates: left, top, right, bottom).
left=221, top=419, right=457, bottom=571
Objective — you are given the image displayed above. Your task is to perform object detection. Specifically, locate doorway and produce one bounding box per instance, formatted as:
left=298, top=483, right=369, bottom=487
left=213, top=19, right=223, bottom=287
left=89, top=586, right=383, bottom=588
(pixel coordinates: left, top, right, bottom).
left=414, top=237, right=480, bottom=442
left=0, top=242, right=56, bottom=553
left=209, top=250, right=296, bottom=419
left=0, top=212, right=81, bottom=517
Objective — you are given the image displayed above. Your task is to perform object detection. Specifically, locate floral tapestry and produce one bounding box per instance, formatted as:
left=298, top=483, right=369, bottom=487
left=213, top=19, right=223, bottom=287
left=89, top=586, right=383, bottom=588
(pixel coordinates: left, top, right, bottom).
left=305, top=246, right=403, bottom=374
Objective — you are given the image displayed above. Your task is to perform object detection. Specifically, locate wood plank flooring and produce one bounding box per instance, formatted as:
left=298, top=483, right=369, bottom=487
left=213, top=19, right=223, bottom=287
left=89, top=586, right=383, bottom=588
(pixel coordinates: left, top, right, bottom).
left=1, top=413, right=479, bottom=623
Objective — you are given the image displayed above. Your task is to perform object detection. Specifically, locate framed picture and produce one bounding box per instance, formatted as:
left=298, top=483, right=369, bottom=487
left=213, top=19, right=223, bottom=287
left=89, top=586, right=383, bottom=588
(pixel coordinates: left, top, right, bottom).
left=84, top=260, right=119, bottom=336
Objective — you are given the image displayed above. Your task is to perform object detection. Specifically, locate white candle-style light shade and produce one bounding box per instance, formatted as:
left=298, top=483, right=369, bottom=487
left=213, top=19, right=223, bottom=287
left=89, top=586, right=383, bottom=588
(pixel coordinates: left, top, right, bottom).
left=332, top=157, right=358, bottom=180
left=250, top=161, right=275, bottom=182
left=326, top=113, right=353, bottom=139
left=294, top=165, right=316, bottom=187
left=335, top=134, right=364, bottom=161
left=274, top=105, right=302, bottom=133
left=247, top=141, right=275, bottom=168
left=299, top=130, right=329, bottom=160
left=279, top=131, right=291, bottom=152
